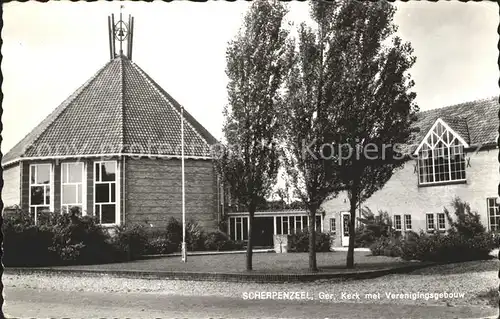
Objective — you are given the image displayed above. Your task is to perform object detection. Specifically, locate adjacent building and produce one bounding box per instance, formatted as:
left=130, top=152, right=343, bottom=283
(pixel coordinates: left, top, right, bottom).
left=324, top=96, right=499, bottom=246
left=227, top=97, right=499, bottom=248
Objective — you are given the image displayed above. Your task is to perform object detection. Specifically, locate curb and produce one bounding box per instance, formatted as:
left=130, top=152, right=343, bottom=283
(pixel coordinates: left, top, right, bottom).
left=142, top=247, right=370, bottom=258
left=4, top=261, right=435, bottom=283
left=144, top=248, right=275, bottom=258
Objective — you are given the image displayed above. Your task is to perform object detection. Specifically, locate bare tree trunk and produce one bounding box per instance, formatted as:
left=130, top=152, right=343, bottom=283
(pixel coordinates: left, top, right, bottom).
left=246, top=206, right=255, bottom=271
left=346, top=190, right=358, bottom=269
left=309, top=206, right=318, bottom=272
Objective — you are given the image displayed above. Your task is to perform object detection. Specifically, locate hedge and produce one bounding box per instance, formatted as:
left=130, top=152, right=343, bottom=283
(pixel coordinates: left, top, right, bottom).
left=3, top=210, right=122, bottom=266
left=288, top=230, right=332, bottom=252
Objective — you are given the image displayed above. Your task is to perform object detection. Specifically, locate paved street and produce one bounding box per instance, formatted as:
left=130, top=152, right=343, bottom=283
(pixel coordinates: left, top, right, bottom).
left=4, top=287, right=497, bottom=319
left=3, top=260, right=499, bottom=319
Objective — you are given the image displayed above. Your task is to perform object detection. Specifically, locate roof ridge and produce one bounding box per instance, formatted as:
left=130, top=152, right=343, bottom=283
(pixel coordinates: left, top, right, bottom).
left=419, top=95, right=498, bottom=116
left=17, top=61, right=113, bottom=159
left=128, top=60, right=216, bottom=148
left=440, top=115, right=468, bottom=120
left=119, top=56, right=125, bottom=153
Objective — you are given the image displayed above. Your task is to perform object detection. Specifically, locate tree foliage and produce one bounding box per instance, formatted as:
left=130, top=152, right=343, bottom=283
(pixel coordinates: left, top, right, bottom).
left=444, top=197, right=486, bottom=237
left=283, top=1, right=418, bottom=269
left=217, top=0, right=290, bottom=271
left=281, top=0, right=347, bottom=272
left=355, top=207, right=393, bottom=247
left=322, top=1, right=418, bottom=268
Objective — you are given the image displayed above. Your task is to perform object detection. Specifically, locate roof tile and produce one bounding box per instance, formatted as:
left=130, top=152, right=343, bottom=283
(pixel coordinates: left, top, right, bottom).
left=2, top=56, right=217, bottom=166
left=411, top=96, right=498, bottom=147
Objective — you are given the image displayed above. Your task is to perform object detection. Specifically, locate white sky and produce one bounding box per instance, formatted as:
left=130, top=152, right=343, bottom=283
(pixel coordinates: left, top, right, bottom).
left=2, top=1, right=498, bottom=154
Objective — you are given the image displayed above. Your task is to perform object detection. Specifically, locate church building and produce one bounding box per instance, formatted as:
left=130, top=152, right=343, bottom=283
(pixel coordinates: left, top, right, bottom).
left=2, top=13, right=221, bottom=231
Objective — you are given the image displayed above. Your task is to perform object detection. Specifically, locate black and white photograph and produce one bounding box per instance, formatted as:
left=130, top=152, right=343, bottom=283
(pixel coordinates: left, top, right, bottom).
left=1, top=1, right=499, bottom=318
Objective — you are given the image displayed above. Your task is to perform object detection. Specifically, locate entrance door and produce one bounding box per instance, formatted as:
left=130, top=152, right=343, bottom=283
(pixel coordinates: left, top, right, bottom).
left=253, top=217, right=274, bottom=247
left=341, top=212, right=350, bottom=247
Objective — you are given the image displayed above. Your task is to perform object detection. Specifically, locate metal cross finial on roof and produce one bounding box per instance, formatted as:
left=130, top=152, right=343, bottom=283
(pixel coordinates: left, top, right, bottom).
left=107, top=7, right=134, bottom=60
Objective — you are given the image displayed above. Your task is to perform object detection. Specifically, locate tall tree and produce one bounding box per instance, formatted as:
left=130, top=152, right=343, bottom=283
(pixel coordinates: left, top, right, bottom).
left=283, top=1, right=418, bottom=270
left=319, top=1, right=418, bottom=268
left=218, top=0, right=289, bottom=271
left=281, top=1, right=341, bottom=272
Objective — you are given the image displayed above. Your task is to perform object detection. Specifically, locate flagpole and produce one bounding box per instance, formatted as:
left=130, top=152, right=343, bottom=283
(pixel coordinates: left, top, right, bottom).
left=181, top=106, right=187, bottom=262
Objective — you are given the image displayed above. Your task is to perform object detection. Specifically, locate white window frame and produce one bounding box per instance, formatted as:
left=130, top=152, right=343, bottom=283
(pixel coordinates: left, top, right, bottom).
left=330, top=218, right=336, bottom=234
left=415, top=119, right=468, bottom=186
left=404, top=214, right=412, bottom=231
left=487, top=197, right=500, bottom=232
left=228, top=216, right=249, bottom=241
left=274, top=215, right=321, bottom=235
left=393, top=214, right=402, bottom=231
left=61, top=162, right=86, bottom=215
left=282, top=216, right=289, bottom=234
left=426, top=213, right=435, bottom=231
left=93, top=161, right=120, bottom=226
left=296, top=216, right=302, bottom=233
left=437, top=213, right=446, bottom=230
left=29, top=163, right=54, bottom=224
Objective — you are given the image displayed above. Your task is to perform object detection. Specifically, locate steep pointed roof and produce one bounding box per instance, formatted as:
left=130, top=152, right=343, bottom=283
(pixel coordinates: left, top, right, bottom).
left=409, top=96, right=498, bottom=148
left=2, top=56, right=217, bottom=167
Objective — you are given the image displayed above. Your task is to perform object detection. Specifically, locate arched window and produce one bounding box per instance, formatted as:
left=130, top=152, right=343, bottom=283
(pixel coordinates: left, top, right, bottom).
left=416, top=119, right=467, bottom=185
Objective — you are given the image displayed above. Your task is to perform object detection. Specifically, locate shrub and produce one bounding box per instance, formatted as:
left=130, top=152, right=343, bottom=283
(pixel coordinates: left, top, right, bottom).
left=289, top=230, right=331, bottom=252
left=145, top=236, right=174, bottom=255
left=355, top=207, right=392, bottom=247
left=492, top=232, right=500, bottom=248
left=316, top=232, right=332, bottom=252
left=231, top=240, right=246, bottom=250
left=46, top=209, right=118, bottom=264
left=398, top=198, right=497, bottom=263
left=113, top=224, right=149, bottom=260
left=217, top=219, right=228, bottom=233
left=444, top=197, right=486, bottom=237
left=204, top=231, right=239, bottom=251
left=186, top=219, right=206, bottom=251
left=3, top=211, right=56, bottom=266
left=3, top=209, right=119, bottom=266
left=162, top=217, right=207, bottom=252
left=289, top=231, right=308, bottom=252
left=165, top=217, right=183, bottom=252
left=400, top=231, right=496, bottom=262
left=369, top=236, right=402, bottom=257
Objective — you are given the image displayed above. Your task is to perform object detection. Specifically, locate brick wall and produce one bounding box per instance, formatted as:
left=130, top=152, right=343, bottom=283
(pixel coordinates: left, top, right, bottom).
left=85, top=158, right=94, bottom=216
left=2, top=164, right=21, bottom=207
left=20, top=161, right=29, bottom=211
left=53, top=161, right=61, bottom=211
left=124, top=157, right=218, bottom=231
left=322, top=148, right=499, bottom=234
